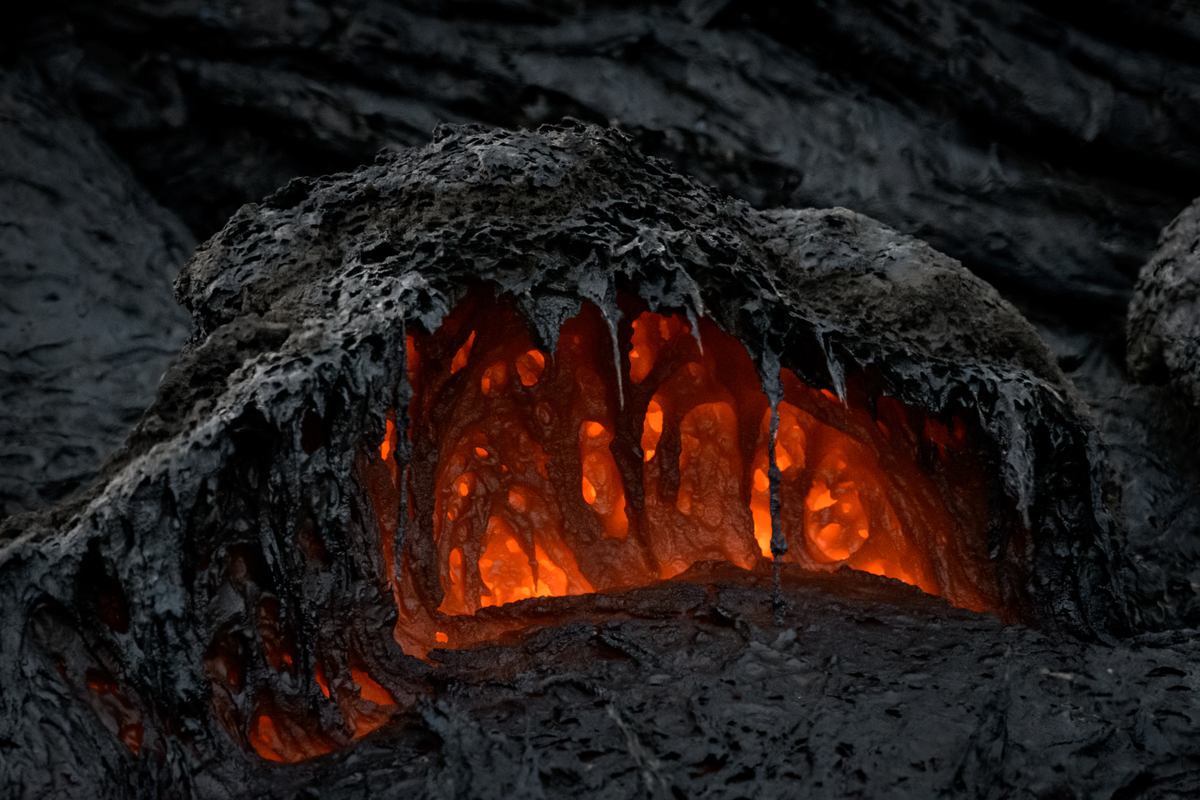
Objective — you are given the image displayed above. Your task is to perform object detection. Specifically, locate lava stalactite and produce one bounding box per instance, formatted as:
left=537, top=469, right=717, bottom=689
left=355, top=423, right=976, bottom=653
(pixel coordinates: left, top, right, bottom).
left=362, top=291, right=999, bottom=663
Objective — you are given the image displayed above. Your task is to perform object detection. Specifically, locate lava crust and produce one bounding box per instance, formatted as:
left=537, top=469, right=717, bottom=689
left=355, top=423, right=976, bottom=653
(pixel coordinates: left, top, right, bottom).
left=0, top=123, right=1130, bottom=797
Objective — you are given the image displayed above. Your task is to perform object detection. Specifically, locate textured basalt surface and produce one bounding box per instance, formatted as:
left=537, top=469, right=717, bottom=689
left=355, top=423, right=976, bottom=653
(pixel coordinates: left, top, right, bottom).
left=15, top=0, right=1200, bottom=312
left=1128, top=196, right=1200, bottom=410
left=263, top=571, right=1200, bottom=800
left=1060, top=338, right=1200, bottom=632
left=1115, top=197, right=1200, bottom=628
left=0, top=124, right=1144, bottom=798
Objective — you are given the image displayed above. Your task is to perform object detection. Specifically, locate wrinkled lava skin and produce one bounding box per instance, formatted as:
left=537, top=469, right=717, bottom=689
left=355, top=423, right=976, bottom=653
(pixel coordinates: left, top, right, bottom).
left=278, top=569, right=1200, bottom=800
left=0, top=125, right=1161, bottom=799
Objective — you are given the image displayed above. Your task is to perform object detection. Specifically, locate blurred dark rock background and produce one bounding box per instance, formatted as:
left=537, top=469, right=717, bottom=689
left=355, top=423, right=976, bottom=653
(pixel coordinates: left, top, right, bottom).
left=2, top=0, right=1198, bottom=624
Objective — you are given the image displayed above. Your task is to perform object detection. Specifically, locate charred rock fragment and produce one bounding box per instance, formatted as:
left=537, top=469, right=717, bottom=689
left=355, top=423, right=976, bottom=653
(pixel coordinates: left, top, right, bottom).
left=0, top=124, right=1128, bottom=794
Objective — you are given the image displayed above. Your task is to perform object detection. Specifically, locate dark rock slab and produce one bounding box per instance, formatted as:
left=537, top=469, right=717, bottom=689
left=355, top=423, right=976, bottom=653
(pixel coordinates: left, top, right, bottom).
left=0, top=66, right=193, bottom=517
left=1037, top=318, right=1200, bottom=631
left=276, top=572, right=1200, bottom=800
left=15, top=0, right=1200, bottom=316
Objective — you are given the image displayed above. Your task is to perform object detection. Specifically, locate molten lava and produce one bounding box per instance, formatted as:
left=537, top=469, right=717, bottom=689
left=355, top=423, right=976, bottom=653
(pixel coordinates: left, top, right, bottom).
left=238, top=290, right=1002, bottom=763
left=364, top=291, right=999, bottom=662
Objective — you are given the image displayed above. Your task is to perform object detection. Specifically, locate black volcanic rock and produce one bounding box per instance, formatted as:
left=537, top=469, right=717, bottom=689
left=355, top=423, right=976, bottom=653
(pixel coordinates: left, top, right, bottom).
left=7, top=0, right=1200, bottom=537
left=1068, top=344, right=1200, bottom=631
left=271, top=572, right=1200, bottom=800
left=0, top=66, right=193, bottom=518
left=1111, top=198, right=1200, bottom=630
left=16, top=0, right=1200, bottom=316
left=0, top=125, right=1139, bottom=798
left=1128, top=197, right=1200, bottom=409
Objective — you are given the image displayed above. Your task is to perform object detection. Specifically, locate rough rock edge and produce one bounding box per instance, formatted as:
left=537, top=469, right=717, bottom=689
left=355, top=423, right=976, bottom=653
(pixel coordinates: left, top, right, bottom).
left=1128, top=196, right=1200, bottom=409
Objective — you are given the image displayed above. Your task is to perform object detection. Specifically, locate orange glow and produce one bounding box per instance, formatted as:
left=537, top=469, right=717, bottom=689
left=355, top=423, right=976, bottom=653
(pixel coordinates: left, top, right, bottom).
left=249, top=709, right=333, bottom=763
left=243, top=293, right=1001, bottom=765
left=207, top=290, right=1005, bottom=770
left=578, top=420, right=629, bottom=539
left=379, top=418, right=396, bottom=461
left=475, top=516, right=585, bottom=607
left=450, top=330, right=476, bottom=374
left=87, top=672, right=116, bottom=695
left=629, top=311, right=688, bottom=383
left=749, top=408, right=778, bottom=558
left=480, top=361, right=508, bottom=396
left=516, top=349, right=546, bottom=386
left=378, top=295, right=996, bottom=664
left=333, top=664, right=399, bottom=740
left=120, top=723, right=144, bottom=755
left=83, top=668, right=144, bottom=755
left=641, top=398, right=664, bottom=461
left=250, top=714, right=286, bottom=763
left=257, top=597, right=297, bottom=674
left=405, top=333, right=420, bottom=385
left=350, top=668, right=394, bottom=707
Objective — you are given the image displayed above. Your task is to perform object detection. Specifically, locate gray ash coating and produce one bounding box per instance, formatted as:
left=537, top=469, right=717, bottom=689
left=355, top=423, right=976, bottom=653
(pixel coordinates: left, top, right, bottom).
left=0, top=124, right=1144, bottom=798
left=1128, top=197, right=1200, bottom=410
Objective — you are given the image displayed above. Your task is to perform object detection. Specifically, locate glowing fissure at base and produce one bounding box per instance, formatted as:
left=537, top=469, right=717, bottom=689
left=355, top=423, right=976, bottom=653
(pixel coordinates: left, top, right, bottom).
left=362, top=292, right=999, bottom=663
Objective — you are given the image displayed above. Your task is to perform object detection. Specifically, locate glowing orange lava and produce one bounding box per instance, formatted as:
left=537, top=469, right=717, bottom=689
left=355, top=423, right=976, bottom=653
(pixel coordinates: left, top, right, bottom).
left=362, top=292, right=999, bottom=663
left=236, top=290, right=1003, bottom=764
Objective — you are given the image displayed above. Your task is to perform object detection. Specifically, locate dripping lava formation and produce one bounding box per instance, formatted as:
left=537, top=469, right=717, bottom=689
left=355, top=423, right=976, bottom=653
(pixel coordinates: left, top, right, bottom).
left=0, top=124, right=1134, bottom=794
left=378, top=291, right=1001, bottom=665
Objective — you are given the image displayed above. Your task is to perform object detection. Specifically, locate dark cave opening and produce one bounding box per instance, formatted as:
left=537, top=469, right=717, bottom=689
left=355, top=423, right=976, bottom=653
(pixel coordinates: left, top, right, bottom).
left=241, top=286, right=1023, bottom=763
left=368, top=288, right=1012, bottom=657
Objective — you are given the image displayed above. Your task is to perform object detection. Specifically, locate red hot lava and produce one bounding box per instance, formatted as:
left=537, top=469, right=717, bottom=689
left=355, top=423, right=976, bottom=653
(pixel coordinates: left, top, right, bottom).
left=365, top=292, right=1000, bottom=663
left=243, top=291, right=1004, bottom=763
